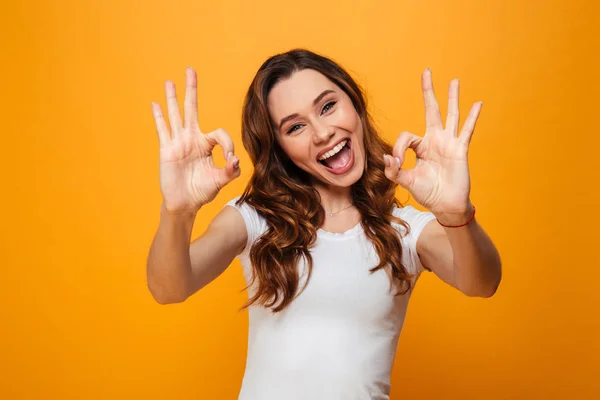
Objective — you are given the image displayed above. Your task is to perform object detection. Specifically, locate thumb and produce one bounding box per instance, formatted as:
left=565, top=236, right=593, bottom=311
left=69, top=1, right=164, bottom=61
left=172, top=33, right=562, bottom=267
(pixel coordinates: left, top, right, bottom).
left=216, top=153, right=241, bottom=188
left=384, top=154, right=414, bottom=191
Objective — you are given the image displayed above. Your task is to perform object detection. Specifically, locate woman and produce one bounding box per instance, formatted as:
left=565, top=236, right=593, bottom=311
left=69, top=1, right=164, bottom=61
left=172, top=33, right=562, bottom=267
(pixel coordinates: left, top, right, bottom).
left=147, top=49, right=502, bottom=399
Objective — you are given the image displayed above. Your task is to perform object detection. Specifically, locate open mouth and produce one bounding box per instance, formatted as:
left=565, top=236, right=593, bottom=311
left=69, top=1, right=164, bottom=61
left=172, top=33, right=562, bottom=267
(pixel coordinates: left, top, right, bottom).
left=317, top=139, right=354, bottom=175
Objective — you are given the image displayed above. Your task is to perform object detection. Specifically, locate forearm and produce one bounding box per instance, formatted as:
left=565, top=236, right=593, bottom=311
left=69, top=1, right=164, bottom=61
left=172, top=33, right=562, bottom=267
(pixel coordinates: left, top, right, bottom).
left=146, top=203, right=198, bottom=304
left=436, top=208, right=502, bottom=297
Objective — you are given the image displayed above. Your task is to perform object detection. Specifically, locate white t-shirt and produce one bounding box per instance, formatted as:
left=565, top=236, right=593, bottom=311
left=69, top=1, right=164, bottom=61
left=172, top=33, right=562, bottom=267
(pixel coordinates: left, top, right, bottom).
left=225, top=197, right=436, bottom=400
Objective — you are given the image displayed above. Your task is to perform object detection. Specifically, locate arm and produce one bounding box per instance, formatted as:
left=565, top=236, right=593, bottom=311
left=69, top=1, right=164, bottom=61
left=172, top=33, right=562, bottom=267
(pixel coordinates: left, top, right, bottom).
left=416, top=206, right=502, bottom=298
left=146, top=204, right=247, bottom=304
left=147, top=67, right=246, bottom=304
left=383, top=70, right=501, bottom=297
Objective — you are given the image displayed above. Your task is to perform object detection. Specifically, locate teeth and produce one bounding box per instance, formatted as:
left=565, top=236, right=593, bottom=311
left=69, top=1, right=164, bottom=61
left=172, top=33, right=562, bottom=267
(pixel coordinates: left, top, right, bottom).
left=318, top=140, right=348, bottom=161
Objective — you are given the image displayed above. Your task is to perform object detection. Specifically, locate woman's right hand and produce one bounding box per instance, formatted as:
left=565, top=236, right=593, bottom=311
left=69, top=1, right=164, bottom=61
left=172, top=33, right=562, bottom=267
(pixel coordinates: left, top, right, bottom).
left=151, top=67, right=241, bottom=214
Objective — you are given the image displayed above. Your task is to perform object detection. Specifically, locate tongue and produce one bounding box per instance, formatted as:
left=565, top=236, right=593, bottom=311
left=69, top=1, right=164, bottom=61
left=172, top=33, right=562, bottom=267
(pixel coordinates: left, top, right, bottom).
left=324, top=146, right=350, bottom=169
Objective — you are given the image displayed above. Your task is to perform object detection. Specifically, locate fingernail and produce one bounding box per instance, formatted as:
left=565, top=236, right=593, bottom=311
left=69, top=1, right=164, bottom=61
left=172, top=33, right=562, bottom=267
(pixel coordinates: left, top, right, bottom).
left=233, top=157, right=239, bottom=169
left=395, top=157, right=401, bottom=168
left=227, top=152, right=233, bottom=160
left=384, top=155, right=390, bottom=167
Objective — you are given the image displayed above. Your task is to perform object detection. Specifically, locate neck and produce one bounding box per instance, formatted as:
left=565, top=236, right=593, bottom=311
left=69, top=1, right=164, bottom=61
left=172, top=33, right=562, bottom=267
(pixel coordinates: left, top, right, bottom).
left=313, top=181, right=353, bottom=212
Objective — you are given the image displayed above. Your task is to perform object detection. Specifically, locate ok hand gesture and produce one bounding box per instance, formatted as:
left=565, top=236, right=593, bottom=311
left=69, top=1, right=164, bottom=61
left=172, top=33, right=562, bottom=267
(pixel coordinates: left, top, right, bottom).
left=152, top=67, right=240, bottom=214
left=384, top=69, right=481, bottom=217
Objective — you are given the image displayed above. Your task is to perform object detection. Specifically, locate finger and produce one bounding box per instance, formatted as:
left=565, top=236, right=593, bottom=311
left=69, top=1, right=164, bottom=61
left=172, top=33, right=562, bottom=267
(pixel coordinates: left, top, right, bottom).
left=422, top=69, right=443, bottom=132
left=458, top=101, right=483, bottom=145
left=446, top=79, right=460, bottom=136
left=383, top=154, right=400, bottom=182
left=151, top=102, right=170, bottom=146
left=184, top=67, right=200, bottom=130
left=395, top=169, right=416, bottom=191
left=205, top=128, right=235, bottom=160
left=216, top=154, right=241, bottom=188
left=383, top=154, right=415, bottom=191
left=165, top=80, right=183, bottom=138
left=392, top=131, right=423, bottom=165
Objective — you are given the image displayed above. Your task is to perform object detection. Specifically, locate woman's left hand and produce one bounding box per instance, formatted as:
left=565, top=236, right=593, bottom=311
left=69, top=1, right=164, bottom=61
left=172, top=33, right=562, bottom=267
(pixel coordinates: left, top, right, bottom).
left=384, top=69, right=481, bottom=223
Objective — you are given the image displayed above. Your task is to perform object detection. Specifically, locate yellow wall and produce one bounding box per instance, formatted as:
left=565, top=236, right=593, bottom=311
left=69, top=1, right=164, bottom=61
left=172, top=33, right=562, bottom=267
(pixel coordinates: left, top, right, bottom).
left=2, top=0, right=599, bottom=398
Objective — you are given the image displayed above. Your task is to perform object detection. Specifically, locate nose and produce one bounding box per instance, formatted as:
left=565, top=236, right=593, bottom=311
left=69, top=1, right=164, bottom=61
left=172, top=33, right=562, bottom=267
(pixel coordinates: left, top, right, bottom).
left=312, top=120, right=335, bottom=145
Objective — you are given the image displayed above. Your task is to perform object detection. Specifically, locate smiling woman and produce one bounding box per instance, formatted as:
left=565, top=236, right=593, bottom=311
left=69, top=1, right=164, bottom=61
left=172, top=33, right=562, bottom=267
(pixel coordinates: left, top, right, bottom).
left=270, top=69, right=364, bottom=183
left=146, top=48, right=502, bottom=400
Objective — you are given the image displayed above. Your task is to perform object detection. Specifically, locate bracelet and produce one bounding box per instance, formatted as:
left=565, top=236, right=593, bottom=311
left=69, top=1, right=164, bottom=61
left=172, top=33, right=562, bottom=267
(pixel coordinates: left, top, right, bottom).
left=436, top=205, right=476, bottom=228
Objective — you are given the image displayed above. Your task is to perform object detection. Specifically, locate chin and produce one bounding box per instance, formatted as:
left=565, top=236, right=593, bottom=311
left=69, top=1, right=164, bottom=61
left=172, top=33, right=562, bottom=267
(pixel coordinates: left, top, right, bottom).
left=323, top=165, right=364, bottom=188
left=336, top=167, right=364, bottom=187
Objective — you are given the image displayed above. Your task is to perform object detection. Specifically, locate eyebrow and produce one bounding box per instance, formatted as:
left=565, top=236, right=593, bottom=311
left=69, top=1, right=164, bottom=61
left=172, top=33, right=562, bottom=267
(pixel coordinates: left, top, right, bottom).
left=277, top=89, right=336, bottom=132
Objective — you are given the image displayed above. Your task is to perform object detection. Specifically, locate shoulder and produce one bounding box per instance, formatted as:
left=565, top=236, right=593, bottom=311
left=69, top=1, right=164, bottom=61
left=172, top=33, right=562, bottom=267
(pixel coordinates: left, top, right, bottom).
left=224, top=196, right=269, bottom=255
left=225, top=195, right=259, bottom=220
left=391, top=204, right=438, bottom=276
left=391, top=204, right=437, bottom=238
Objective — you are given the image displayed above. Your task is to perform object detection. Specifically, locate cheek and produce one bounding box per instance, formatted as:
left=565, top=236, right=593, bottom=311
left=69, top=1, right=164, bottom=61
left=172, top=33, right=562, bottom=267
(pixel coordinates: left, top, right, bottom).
left=280, top=139, right=311, bottom=164
left=336, top=105, right=361, bottom=131
left=338, top=107, right=363, bottom=146
left=354, top=124, right=366, bottom=158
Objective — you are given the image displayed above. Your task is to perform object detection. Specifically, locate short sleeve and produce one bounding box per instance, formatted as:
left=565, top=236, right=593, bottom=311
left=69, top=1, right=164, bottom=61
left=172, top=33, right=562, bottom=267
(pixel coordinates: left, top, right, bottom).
left=224, top=196, right=268, bottom=259
left=392, top=205, right=437, bottom=277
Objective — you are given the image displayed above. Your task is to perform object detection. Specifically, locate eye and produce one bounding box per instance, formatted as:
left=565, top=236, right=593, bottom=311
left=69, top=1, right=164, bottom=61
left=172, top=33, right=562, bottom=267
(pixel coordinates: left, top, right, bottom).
left=287, top=124, right=303, bottom=134
left=321, top=101, right=337, bottom=115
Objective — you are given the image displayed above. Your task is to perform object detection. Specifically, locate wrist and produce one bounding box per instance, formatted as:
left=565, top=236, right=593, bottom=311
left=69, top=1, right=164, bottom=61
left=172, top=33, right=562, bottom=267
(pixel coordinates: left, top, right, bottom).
left=160, top=202, right=199, bottom=221
left=434, top=203, right=476, bottom=228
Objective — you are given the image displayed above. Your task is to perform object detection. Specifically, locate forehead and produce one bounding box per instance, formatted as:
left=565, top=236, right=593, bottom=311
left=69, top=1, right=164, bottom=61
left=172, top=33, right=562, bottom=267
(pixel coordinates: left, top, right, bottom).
left=267, top=69, right=338, bottom=121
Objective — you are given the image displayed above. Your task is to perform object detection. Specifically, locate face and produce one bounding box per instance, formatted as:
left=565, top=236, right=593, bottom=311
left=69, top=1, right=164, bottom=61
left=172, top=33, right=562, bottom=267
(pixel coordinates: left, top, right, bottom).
left=267, top=69, right=365, bottom=188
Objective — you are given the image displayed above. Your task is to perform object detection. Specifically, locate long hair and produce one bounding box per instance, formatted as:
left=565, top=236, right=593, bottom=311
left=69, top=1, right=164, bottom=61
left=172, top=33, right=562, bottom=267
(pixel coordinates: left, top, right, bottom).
left=237, top=48, right=415, bottom=313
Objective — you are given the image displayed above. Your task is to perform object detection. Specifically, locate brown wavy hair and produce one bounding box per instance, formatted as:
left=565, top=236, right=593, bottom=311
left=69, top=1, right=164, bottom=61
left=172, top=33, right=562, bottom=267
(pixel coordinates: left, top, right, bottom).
left=236, top=48, right=416, bottom=313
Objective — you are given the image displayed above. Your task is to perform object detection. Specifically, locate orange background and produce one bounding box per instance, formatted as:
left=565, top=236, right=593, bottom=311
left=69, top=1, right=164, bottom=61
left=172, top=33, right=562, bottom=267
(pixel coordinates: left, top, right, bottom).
left=2, top=0, right=599, bottom=398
